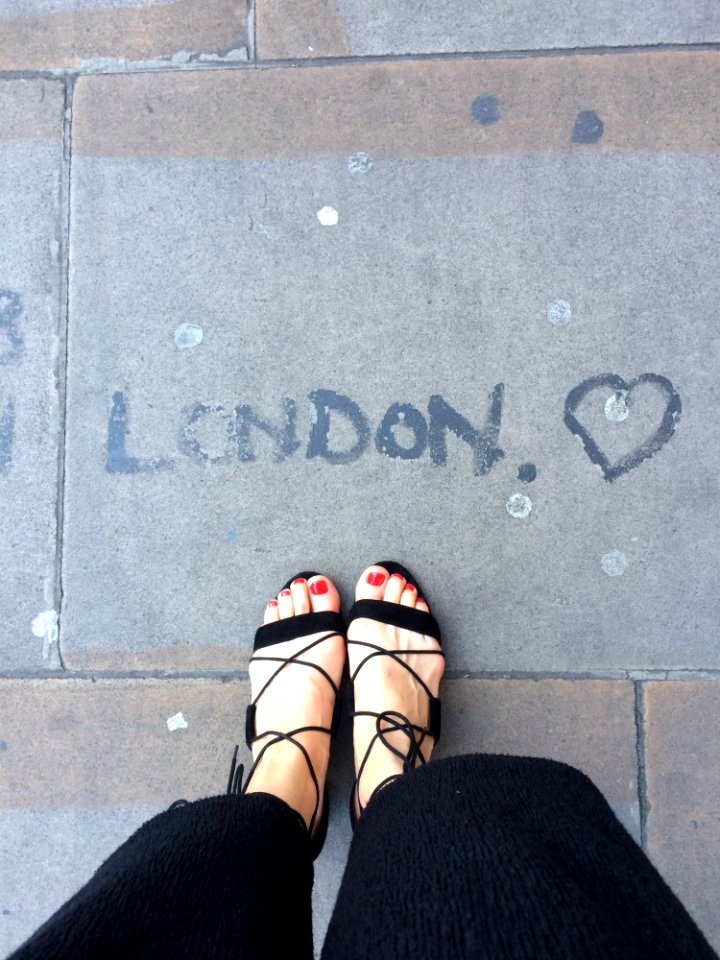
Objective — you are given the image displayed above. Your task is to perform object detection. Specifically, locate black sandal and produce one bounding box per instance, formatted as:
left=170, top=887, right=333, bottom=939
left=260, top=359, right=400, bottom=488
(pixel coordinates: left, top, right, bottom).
left=345, top=561, right=444, bottom=826
left=227, top=570, right=345, bottom=859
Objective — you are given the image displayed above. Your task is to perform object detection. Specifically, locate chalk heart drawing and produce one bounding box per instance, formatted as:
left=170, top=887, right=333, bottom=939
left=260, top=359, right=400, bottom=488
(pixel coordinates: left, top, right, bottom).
left=564, top=373, right=682, bottom=482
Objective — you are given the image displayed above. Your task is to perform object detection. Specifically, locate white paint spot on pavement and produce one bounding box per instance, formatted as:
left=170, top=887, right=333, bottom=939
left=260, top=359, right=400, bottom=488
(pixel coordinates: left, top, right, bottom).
left=547, top=299, right=572, bottom=326
left=348, top=152, right=373, bottom=175
left=601, top=550, right=627, bottom=576
left=167, top=712, right=189, bottom=731
left=317, top=206, right=339, bottom=226
left=605, top=390, right=629, bottom=422
left=175, top=323, right=203, bottom=349
left=506, top=493, right=533, bottom=519
left=32, top=609, right=58, bottom=660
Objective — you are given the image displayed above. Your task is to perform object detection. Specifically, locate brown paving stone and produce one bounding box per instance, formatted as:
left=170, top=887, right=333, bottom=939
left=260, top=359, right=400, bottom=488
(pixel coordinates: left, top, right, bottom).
left=437, top=679, right=639, bottom=833
left=73, top=51, right=720, bottom=160
left=256, top=0, right=351, bottom=60
left=0, top=79, right=65, bottom=142
left=0, top=679, right=250, bottom=808
left=0, top=678, right=637, bottom=819
left=0, top=0, right=248, bottom=72
left=645, top=681, right=720, bottom=953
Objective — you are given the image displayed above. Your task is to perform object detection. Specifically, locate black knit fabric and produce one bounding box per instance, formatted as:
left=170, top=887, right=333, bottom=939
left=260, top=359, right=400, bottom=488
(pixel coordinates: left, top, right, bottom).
left=323, top=755, right=717, bottom=959
left=7, top=794, right=313, bottom=960
left=8, top=755, right=716, bottom=960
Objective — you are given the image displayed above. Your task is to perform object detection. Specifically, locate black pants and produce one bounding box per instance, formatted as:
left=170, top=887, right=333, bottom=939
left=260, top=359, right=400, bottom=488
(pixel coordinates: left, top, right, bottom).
left=9, top=755, right=716, bottom=959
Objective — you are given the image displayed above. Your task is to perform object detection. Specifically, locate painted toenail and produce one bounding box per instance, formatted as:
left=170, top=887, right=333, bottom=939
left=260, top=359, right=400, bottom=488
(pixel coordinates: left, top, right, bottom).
left=418, top=598, right=425, bottom=604
left=367, top=572, right=386, bottom=586
left=280, top=590, right=291, bottom=596
left=310, top=579, right=328, bottom=595
left=391, top=573, right=404, bottom=580
left=292, top=579, right=305, bottom=585
left=405, top=584, right=416, bottom=591
left=268, top=600, right=278, bottom=607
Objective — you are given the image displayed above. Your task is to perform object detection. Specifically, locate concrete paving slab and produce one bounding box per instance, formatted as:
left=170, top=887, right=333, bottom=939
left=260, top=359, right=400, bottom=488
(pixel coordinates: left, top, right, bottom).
left=256, top=0, right=720, bottom=59
left=0, top=79, right=65, bottom=672
left=0, top=677, right=645, bottom=954
left=64, top=55, right=720, bottom=674
left=438, top=678, right=640, bottom=838
left=0, top=806, right=161, bottom=957
left=644, top=681, right=720, bottom=954
left=0, top=0, right=248, bottom=71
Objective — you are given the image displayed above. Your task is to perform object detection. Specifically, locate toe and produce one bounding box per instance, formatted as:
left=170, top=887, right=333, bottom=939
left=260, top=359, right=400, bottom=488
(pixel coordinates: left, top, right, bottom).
left=290, top=577, right=310, bottom=615
left=263, top=599, right=280, bottom=624
left=355, top=565, right=390, bottom=600
left=277, top=588, right=294, bottom=618
left=308, top=575, right=341, bottom=613
left=383, top=571, right=406, bottom=603
left=400, top=583, right=416, bottom=606
left=416, top=597, right=430, bottom=613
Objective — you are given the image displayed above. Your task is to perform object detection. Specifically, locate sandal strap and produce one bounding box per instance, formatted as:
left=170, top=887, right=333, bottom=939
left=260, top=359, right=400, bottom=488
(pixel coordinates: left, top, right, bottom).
left=351, top=707, right=436, bottom=818
left=236, top=616, right=344, bottom=842
left=347, top=599, right=441, bottom=642
left=247, top=630, right=343, bottom=742
left=254, top=610, right=345, bottom=648
left=233, top=725, right=329, bottom=838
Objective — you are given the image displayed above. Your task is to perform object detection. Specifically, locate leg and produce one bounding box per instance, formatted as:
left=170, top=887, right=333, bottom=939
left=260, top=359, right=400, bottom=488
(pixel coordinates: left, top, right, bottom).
left=9, top=792, right=314, bottom=960
left=323, top=754, right=716, bottom=959
left=10, top=573, right=345, bottom=960
left=324, top=563, right=716, bottom=959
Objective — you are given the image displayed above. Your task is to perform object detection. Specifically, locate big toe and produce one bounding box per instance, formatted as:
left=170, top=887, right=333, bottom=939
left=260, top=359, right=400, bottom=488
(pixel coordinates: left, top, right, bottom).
left=307, top=574, right=341, bottom=613
left=355, top=564, right=391, bottom=601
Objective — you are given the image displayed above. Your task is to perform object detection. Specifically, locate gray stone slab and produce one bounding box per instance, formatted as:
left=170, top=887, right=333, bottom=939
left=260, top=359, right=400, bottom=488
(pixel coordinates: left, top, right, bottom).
left=333, top=0, right=720, bottom=55
left=0, top=80, right=65, bottom=672
left=0, top=805, right=160, bottom=956
left=64, top=150, right=720, bottom=673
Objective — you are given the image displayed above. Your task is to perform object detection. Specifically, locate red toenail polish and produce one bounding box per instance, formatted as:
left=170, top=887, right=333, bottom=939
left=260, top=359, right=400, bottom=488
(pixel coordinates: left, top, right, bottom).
left=310, top=579, right=328, bottom=595
left=268, top=600, right=278, bottom=607
left=391, top=573, right=404, bottom=580
left=292, top=578, right=305, bottom=585
left=280, top=589, right=291, bottom=596
left=366, top=572, right=386, bottom=586
left=418, top=598, right=425, bottom=604
left=406, top=584, right=416, bottom=591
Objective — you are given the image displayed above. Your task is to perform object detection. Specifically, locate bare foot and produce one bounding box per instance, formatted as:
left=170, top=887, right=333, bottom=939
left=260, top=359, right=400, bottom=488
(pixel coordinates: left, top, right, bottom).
left=347, top=565, right=445, bottom=817
left=244, top=575, right=345, bottom=837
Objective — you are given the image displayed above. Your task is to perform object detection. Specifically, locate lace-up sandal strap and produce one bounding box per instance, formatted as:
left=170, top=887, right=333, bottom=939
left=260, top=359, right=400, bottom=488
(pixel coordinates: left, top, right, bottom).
left=346, top=599, right=440, bottom=642
left=254, top=610, right=345, bottom=649
left=352, top=708, right=433, bottom=819
left=247, top=631, right=343, bottom=746
left=241, top=726, right=327, bottom=838
left=347, top=637, right=444, bottom=706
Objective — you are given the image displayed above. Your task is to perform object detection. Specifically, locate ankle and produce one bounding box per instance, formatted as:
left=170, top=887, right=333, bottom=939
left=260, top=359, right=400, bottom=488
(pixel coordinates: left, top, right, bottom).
left=245, top=741, right=325, bottom=831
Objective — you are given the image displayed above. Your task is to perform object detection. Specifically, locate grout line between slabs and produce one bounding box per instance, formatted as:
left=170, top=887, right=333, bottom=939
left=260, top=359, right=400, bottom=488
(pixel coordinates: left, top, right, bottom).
left=247, top=0, right=257, bottom=62
left=51, top=76, right=75, bottom=672
left=0, top=40, right=719, bottom=80
left=4, top=669, right=720, bottom=682
left=634, top=681, right=649, bottom=851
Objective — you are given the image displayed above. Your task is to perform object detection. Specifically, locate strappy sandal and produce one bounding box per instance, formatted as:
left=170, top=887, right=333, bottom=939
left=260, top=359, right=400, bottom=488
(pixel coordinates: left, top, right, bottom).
left=345, top=561, right=444, bottom=826
left=227, top=570, right=345, bottom=859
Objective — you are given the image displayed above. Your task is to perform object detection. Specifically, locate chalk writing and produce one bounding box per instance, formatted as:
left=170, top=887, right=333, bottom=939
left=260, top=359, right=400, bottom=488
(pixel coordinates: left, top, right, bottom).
left=0, top=396, right=14, bottom=475
left=0, top=290, right=24, bottom=366
left=106, top=374, right=681, bottom=482
left=564, top=373, right=681, bottom=482
left=108, top=387, right=506, bottom=476
left=0, top=289, right=23, bottom=475
left=107, top=391, right=175, bottom=473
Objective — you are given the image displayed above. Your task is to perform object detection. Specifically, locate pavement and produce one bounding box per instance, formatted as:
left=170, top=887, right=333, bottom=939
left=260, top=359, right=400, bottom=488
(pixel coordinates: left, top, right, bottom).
left=1, top=1, right=719, bottom=955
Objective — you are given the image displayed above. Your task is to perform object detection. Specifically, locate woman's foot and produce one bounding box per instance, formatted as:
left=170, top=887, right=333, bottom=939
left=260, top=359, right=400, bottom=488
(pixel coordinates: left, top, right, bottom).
left=347, top=564, right=445, bottom=818
left=244, top=575, right=345, bottom=837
